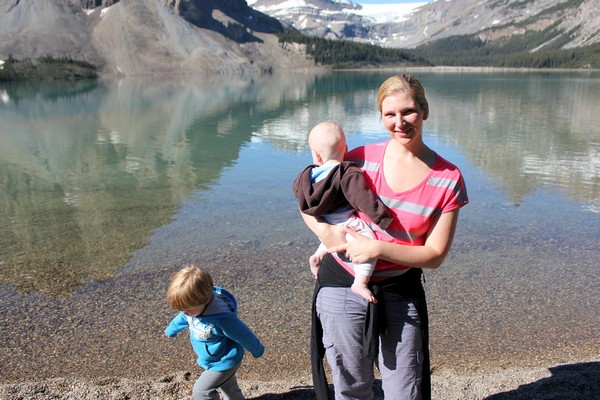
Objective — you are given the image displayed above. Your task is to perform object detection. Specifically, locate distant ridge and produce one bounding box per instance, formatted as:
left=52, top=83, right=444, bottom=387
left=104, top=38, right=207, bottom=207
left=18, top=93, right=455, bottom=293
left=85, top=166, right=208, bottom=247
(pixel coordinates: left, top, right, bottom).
left=250, top=0, right=600, bottom=50
left=1, top=0, right=598, bottom=77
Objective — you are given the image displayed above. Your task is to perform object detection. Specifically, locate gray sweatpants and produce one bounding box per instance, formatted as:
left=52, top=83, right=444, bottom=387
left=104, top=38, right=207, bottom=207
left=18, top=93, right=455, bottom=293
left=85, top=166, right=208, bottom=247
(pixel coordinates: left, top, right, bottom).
left=192, top=364, right=244, bottom=400
left=316, top=286, right=423, bottom=400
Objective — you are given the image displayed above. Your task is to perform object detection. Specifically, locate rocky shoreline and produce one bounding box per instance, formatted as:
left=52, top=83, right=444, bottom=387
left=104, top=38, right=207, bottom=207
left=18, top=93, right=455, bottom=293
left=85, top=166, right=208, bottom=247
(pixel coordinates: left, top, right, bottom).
left=0, top=56, right=97, bottom=81
left=1, top=238, right=598, bottom=400
left=2, top=360, right=599, bottom=400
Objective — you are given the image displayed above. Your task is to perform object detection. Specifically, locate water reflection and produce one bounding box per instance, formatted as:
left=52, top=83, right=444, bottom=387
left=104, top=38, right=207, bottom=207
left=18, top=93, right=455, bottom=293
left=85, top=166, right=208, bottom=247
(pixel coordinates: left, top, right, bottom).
left=1, top=70, right=599, bottom=297
left=0, top=74, right=322, bottom=296
left=421, top=71, right=600, bottom=209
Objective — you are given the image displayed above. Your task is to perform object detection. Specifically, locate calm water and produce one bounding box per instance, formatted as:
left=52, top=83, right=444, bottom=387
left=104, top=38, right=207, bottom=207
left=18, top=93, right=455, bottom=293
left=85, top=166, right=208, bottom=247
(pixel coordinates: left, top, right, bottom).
left=2, top=70, right=599, bottom=296
left=1, top=70, right=599, bottom=380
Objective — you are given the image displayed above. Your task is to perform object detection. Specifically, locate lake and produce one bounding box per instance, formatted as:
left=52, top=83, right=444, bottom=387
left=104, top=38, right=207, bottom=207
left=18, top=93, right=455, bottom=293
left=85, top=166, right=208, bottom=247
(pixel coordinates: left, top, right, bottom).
left=1, top=70, right=599, bottom=382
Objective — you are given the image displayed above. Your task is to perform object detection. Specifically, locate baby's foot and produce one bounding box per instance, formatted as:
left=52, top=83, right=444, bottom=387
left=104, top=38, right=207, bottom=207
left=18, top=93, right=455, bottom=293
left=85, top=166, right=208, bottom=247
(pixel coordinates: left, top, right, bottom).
left=352, top=283, right=377, bottom=303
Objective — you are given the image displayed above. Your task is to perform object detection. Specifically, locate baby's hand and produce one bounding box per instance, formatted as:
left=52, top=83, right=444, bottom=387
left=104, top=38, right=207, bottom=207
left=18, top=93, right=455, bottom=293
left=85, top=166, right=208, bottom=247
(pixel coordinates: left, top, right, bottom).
left=309, top=253, right=323, bottom=279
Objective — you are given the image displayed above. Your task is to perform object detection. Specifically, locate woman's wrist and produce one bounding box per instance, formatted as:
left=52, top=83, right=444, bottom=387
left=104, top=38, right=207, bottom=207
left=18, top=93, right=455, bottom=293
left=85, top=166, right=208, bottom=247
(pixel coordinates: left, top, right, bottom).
left=371, top=239, right=384, bottom=259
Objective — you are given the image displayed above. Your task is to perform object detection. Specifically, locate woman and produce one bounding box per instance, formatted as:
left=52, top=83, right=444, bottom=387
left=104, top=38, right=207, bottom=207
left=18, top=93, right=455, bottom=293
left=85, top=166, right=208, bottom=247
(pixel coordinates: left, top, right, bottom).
left=301, top=74, right=469, bottom=400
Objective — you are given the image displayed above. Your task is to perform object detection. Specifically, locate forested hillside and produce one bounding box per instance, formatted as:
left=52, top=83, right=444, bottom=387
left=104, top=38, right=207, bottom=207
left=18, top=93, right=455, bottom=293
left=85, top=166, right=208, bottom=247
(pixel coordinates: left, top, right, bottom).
left=255, top=0, right=600, bottom=70
left=412, top=0, right=600, bottom=70
left=277, top=30, right=432, bottom=69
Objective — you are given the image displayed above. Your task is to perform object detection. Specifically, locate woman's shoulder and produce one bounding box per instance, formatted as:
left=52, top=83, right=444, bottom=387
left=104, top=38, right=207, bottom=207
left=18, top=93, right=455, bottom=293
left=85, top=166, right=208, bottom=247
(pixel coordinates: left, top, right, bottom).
left=431, top=153, right=469, bottom=205
left=347, top=141, right=387, bottom=161
left=433, top=152, right=463, bottom=177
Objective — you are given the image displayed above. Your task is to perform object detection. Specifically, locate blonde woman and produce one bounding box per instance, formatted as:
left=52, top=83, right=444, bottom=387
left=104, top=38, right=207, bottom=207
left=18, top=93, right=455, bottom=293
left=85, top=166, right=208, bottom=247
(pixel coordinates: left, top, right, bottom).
left=301, top=74, right=469, bottom=400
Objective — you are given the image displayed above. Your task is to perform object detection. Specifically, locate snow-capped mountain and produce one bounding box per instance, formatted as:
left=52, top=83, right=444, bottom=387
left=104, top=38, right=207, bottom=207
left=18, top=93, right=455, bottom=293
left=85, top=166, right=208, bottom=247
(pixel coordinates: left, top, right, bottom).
left=248, top=0, right=600, bottom=50
left=353, top=2, right=427, bottom=24
left=247, top=0, right=426, bottom=42
left=247, top=0, right=425, bottom=24
left=1, top=0, right=597, bottom=77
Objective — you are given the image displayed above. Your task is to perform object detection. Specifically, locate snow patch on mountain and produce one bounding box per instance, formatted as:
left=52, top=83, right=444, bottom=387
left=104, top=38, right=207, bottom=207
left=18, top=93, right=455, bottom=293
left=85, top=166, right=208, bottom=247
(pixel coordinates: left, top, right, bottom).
left=354, top=2, right=427, bottom=23
left=247, top=1, right=426, bottom=24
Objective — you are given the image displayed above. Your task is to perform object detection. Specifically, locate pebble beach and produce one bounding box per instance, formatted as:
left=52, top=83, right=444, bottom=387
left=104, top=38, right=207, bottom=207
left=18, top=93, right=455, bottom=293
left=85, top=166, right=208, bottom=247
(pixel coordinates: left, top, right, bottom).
left=2, top=66, right=600, bottom=400
left=1, top=237, right=598, bottom=400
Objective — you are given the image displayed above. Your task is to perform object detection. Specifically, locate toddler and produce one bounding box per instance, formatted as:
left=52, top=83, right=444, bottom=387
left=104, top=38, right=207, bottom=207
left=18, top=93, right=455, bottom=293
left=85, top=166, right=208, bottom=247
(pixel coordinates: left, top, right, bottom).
left=165, top=265, right=264, bottom=400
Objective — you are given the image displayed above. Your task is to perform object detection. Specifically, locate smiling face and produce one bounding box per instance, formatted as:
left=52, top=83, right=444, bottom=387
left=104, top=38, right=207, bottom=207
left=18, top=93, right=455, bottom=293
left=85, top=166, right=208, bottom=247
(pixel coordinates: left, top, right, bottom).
left=377, top=75, right=429, bottom=148
left=381, top=91, right=427, bottom=146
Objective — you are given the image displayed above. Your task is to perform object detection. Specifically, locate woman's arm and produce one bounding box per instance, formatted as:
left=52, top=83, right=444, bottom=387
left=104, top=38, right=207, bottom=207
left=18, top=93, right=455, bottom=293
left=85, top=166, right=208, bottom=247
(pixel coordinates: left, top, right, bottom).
left=329, top=208, right=461, bottom=269
left=300, top=211, right=347, bottom=249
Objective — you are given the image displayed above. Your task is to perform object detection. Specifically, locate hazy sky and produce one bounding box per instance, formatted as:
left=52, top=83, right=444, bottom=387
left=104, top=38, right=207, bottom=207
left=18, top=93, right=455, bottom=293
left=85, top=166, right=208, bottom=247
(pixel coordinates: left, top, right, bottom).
left=356, top=0, right=431, bottom=3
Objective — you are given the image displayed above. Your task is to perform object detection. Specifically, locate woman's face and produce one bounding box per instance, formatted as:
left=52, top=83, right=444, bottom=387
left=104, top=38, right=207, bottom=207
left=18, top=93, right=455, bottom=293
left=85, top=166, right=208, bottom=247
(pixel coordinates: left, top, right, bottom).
left=381, top=91, right=426, bottom=145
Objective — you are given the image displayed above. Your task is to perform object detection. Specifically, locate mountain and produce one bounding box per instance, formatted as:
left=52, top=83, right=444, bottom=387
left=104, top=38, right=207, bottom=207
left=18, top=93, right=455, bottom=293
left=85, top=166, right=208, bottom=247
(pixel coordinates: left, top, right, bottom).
left=249, top=0, right=600, bottom=51
left=0, top=0, right=315, bottom=76
left=385, top=0, right=600, bottom=49
left=1, top=0, right=598, bottom=77
left=248, top=0, right=368, bottom=40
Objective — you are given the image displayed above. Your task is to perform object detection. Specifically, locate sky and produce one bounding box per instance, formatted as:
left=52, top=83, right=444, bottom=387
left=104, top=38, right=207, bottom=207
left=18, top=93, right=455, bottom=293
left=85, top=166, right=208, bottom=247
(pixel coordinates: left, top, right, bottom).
left=356, top=0, right=431, bottom=3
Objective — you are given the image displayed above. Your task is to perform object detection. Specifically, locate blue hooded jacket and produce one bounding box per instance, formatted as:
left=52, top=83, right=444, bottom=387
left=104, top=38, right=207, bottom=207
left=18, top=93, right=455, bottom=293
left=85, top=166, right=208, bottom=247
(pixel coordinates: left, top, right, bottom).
left=165, top=286, right=264, bottom=371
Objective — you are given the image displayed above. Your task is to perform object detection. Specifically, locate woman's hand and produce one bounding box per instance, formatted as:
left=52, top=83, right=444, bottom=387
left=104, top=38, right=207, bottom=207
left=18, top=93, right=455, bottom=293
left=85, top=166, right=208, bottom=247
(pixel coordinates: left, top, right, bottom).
left=328, top=228, right=379, bottom=265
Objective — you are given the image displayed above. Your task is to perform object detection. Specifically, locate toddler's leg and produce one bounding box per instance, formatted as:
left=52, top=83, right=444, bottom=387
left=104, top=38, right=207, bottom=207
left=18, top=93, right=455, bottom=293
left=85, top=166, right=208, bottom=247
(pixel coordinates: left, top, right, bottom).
left=219, top=372, right=244, bottom=400
left=351, top=274, right=377, bottom=303
left=192, top=366, right=243, bottom=400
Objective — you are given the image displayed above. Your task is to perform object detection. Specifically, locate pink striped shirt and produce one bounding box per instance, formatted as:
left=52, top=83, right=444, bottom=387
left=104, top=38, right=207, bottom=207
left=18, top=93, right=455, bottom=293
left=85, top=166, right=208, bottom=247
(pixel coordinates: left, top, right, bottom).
left=335, top=141, right=469, bottom=279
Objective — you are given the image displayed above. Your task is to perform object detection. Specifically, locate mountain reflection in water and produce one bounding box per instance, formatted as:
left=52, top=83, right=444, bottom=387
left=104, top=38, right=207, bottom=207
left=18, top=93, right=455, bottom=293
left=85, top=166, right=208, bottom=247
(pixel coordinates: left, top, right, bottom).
left=1, top=70, right=599, bottom=298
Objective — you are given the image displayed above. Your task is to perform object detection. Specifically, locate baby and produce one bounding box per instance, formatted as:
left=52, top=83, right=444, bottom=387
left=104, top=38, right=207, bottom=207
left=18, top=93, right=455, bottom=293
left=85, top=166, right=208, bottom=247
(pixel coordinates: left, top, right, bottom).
left=292, top=121, right=393, bottom=303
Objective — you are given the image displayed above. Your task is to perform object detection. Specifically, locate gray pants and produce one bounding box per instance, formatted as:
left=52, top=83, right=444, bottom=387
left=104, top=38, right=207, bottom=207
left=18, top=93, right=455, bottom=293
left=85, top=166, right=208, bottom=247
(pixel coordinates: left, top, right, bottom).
left=193, top=364, right=244, bottom=400
left=316, top=287, right=423, bottom=400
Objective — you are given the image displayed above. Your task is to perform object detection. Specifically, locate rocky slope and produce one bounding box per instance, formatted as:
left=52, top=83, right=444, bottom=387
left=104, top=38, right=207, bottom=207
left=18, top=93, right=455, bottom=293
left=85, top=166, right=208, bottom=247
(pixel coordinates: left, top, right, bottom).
left=0, top=1, right=102, bottom=64
left=0, top=0, right=315, bottom=76
left=383, top=0, right=600, bottom=49
left=2, top=0, right=598, bottom=77
left=250, top=0, right=600, bottom=50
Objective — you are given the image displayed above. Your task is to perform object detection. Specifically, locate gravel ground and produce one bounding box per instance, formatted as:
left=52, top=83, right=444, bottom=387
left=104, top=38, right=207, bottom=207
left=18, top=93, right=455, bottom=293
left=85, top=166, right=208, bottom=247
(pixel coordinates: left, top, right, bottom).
left=2, top=361, right=599, bottom=400
left=1, top=240, right=598, bottom=399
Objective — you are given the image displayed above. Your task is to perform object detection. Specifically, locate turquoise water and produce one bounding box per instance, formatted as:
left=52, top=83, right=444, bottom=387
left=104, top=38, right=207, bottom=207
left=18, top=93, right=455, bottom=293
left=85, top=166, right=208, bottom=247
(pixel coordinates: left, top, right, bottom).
left=1, top=70, right=599, bottom=381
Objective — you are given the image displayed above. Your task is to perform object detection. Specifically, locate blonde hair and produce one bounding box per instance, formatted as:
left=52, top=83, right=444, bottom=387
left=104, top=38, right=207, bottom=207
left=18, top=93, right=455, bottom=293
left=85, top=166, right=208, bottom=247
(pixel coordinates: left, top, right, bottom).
left=167, top=265, right=214, bottom=310
left=377, top=74, right=429, bottom=120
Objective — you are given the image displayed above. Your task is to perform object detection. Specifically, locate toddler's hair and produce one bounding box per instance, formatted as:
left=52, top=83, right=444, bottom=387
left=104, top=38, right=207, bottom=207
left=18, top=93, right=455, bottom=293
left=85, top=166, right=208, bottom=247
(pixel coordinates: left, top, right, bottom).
left=167, top=265, right=214, bottom=310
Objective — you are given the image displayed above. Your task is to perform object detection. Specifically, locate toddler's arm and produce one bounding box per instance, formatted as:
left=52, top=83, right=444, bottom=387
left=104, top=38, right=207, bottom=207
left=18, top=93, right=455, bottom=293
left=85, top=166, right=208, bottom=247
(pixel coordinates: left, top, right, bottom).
left=219, top=316, right=265, bottom=358
left=164, top=312, right=189, bottom=337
